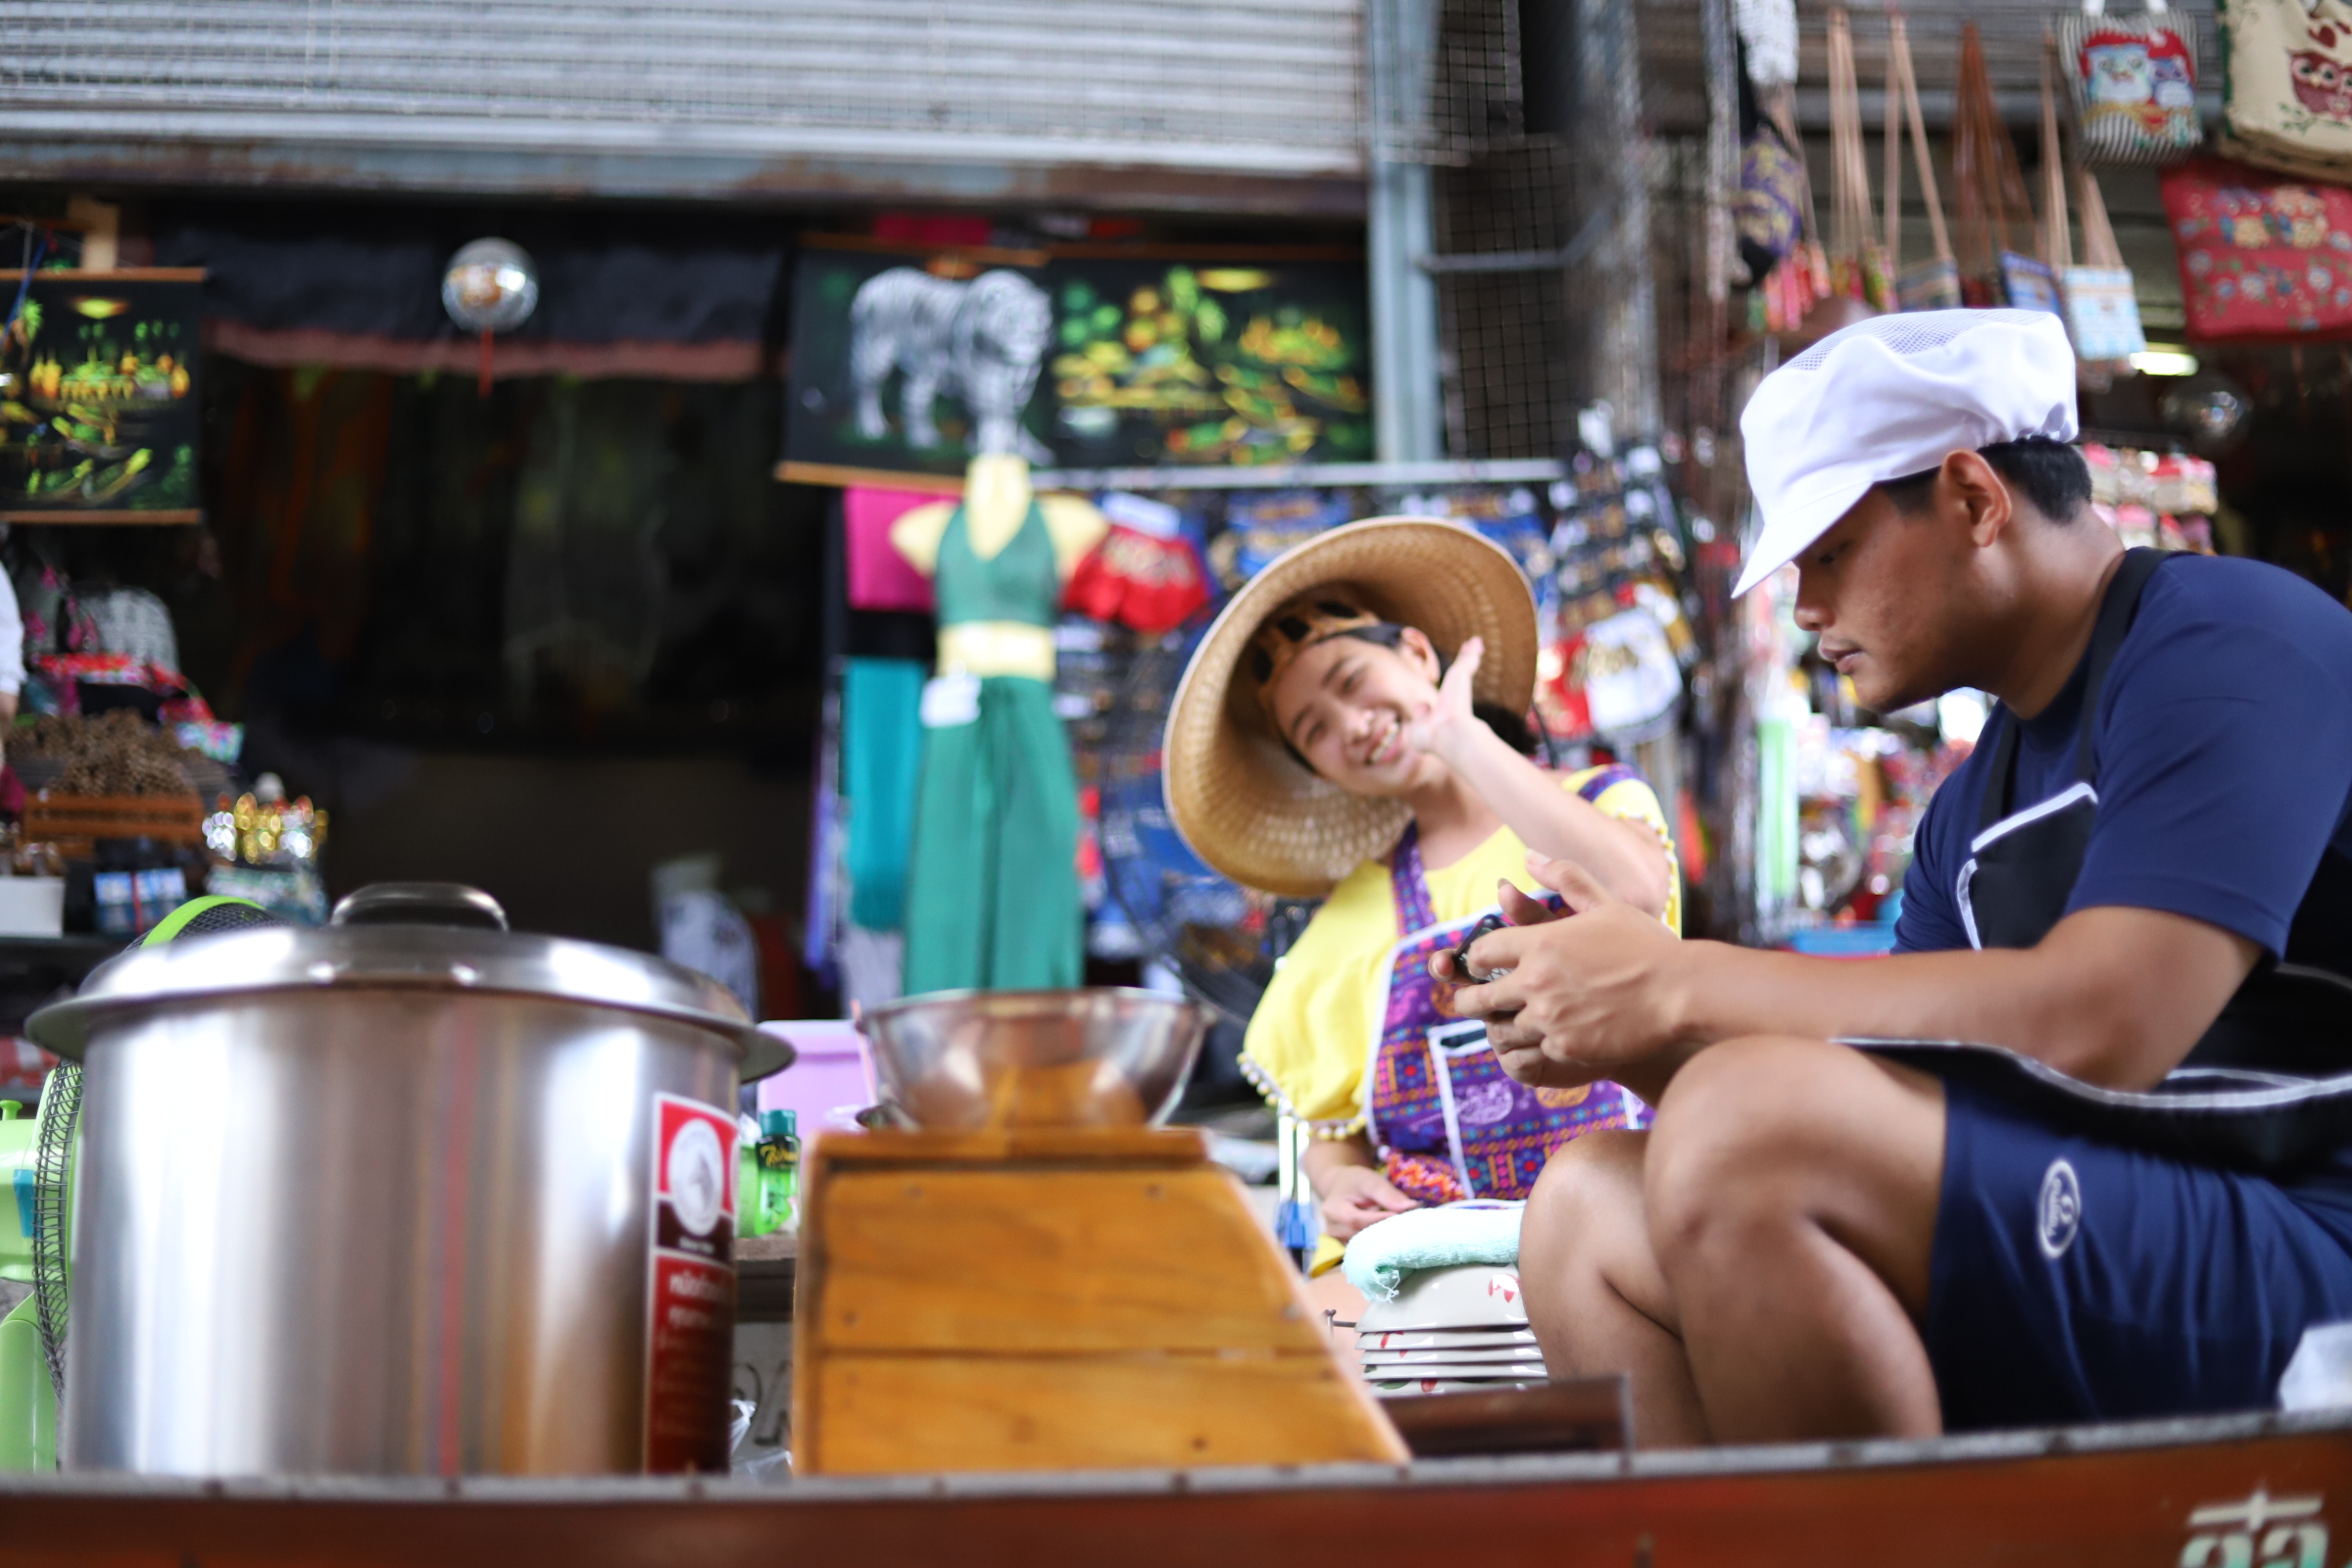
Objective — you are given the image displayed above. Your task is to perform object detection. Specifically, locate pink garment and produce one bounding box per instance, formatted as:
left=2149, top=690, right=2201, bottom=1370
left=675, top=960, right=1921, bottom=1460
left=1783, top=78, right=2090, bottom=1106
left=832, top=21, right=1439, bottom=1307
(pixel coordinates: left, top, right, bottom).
left=844, top=486, right=944, bottom=612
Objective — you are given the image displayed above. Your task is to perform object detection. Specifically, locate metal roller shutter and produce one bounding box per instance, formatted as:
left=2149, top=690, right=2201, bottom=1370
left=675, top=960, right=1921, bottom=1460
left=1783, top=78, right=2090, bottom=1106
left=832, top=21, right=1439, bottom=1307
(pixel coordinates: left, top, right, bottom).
left=0, top=1, right=1365, bottom=202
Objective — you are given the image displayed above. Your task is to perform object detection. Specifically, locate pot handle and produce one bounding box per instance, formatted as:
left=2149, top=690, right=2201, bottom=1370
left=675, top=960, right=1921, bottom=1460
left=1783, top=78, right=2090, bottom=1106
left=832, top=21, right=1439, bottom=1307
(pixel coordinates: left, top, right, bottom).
left=330, top=882, right=510, bottom=931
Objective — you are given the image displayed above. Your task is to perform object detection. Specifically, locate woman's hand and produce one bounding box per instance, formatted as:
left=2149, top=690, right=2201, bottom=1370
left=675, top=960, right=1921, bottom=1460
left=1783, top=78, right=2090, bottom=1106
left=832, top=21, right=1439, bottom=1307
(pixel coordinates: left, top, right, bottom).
left=1408, top=634, right=1486, bottom=763
left=1319, top=1162, right=1421, bottom=1241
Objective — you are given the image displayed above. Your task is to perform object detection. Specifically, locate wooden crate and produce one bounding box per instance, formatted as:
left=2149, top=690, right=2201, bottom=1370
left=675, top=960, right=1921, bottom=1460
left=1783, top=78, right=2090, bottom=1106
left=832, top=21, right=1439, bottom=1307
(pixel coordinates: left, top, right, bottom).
left=792, top=1126, right=1408, bottom=1476
left=24, top=790, right=207, bottom=860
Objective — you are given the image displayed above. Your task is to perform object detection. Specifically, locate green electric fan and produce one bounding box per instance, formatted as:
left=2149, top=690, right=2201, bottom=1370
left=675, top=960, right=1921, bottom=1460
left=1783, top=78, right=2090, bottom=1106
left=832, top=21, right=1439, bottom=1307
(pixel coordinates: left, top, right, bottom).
left=0, top=895, right=288, bottom=1470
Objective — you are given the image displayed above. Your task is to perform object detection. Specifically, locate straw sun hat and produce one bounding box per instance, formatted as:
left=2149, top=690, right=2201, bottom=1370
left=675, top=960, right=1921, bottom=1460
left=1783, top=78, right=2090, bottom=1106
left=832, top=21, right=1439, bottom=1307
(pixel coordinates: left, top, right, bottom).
left=1162, top=516, right=1537, bottom=899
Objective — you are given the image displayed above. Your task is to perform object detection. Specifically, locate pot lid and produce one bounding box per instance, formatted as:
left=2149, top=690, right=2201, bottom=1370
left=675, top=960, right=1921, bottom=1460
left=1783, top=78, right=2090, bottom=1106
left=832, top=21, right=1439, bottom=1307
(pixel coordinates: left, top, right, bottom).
left=27, top=882, right=791, bottom=1079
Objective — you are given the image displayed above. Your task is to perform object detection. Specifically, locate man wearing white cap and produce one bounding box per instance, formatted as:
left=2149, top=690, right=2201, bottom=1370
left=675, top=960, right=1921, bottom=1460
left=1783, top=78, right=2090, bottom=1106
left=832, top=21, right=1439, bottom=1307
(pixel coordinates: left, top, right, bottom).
left=1442, top=311, right=2352, bottom=1443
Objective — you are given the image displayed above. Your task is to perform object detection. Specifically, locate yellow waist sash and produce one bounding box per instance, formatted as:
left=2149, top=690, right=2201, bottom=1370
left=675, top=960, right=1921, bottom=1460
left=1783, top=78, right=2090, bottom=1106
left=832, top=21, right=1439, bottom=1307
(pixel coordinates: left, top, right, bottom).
left=937, top=619, right=1056, bottom=682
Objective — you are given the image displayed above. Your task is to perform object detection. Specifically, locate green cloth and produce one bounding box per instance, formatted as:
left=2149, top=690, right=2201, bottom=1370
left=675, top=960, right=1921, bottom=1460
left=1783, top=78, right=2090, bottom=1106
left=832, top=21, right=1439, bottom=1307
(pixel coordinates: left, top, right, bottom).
left=902, top=502, right=1082, bottom=994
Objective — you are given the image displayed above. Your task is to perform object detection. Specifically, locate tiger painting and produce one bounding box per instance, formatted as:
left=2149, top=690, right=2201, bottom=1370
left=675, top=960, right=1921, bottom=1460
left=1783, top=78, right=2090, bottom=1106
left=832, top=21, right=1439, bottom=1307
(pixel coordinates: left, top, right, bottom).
left=848, top=268, right=1054, bottom=461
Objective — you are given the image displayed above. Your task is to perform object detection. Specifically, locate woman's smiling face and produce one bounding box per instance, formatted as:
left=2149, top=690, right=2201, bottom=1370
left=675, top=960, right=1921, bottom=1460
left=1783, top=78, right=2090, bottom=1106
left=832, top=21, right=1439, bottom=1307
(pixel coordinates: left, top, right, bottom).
left=1265, top=626, right=1449, bottom=796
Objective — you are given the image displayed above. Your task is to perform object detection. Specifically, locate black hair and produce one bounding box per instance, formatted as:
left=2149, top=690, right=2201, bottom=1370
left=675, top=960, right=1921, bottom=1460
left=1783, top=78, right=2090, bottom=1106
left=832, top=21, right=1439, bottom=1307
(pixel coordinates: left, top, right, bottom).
left=1275, top=621, right=1540, bottom=773
left=1876, top=435, right=2092, bottom=522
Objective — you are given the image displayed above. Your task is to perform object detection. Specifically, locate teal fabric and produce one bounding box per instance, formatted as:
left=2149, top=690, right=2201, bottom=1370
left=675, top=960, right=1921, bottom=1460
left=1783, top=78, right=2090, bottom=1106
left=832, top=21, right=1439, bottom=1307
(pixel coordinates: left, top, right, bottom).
left=843, top=657, right=927, bottom=932
left=1342, top=1202, right=1525, bottom=1302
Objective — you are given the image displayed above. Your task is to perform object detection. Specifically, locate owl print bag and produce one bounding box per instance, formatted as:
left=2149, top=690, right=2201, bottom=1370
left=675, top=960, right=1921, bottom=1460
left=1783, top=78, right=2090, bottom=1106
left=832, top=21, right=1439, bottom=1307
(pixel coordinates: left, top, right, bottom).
left=2160, top=156, right=2352, bottom=338
left=2220, top=0, right=2352, bottom=179
left=2064, top=0, right=2204, bottom=164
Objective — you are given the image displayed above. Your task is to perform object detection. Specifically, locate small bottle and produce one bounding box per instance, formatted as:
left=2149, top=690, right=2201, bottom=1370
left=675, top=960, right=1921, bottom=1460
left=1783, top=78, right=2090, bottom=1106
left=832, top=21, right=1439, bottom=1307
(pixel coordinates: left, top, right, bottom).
left=756, top=1109, right=800, bottom=1233
left=737, top=1115, right=774, bottom=1239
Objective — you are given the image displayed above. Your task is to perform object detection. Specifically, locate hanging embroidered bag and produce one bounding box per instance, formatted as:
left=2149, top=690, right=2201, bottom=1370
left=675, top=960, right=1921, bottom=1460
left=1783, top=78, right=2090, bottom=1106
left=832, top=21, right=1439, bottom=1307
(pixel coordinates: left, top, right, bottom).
left=2160, top=156, right=2352, bottom=339
left=1953, top=23, right=2043, bottom=306
left=2039, top=32, right=2150, bottom=360
left=1824, top=7, right=1889, bottom=308
left=2219, top=0, right=2352, bottom=181
left=2067, top=168, right=2150, bottom=360
left=2064, top=0, right=2204, bottom=165
left=1737, top=122, right=1808, bottom=281
left=1884, top=13, right=1964, bottom=310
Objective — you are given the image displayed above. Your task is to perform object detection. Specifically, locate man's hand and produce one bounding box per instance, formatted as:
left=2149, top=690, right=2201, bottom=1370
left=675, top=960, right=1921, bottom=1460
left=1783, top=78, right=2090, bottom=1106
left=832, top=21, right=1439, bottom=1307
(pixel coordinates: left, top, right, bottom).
left=1319, top=1162, right=1421, bottom=1241
left=1429, top=874, right=1559, bottom=1044
left=1436, top=851, right=1693, bottom=1100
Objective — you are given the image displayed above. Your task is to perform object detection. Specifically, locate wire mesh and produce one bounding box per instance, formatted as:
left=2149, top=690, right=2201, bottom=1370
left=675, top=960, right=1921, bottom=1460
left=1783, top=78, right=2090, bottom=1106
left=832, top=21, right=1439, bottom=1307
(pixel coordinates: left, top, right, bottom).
left=1434, top=139, right=1581, bottom=460
left=1369, top=0, right=1528, bottom=165
left=0, top=1, right=1364, bottom=167
left=1419, top=0, right=1655, bottom=455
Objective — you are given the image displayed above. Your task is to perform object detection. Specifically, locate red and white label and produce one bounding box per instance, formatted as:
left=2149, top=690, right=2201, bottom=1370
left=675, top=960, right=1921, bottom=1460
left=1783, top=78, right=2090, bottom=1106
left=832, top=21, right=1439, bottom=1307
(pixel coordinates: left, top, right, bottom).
left=644, top=1093, right=737, bottom=1472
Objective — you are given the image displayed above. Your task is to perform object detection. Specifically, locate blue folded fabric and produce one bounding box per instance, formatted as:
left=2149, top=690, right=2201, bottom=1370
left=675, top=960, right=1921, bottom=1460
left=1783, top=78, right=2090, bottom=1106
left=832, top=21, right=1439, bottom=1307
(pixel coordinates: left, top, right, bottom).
left=842, top=658, right=926, bottom=931
left=1342, top=1201, right=1525, bottom=1302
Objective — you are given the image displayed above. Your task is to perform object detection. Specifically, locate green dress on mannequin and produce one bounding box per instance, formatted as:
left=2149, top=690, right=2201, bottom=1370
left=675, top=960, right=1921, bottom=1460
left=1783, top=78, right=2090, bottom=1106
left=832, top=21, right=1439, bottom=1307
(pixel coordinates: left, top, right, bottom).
left=902, top=498, right=1084, bottom=993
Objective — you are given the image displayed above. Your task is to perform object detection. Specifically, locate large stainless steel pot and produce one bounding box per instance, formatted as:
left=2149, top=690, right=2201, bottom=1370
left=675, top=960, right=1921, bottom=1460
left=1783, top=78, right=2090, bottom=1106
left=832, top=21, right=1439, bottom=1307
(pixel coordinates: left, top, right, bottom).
left=26, top=883, right=789, bottom=1478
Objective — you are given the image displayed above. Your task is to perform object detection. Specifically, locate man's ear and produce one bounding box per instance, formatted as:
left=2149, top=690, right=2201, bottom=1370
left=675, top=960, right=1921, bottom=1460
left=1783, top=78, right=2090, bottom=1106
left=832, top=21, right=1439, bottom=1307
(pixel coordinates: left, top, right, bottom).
left=1944, top=449, right=2015, bottom=549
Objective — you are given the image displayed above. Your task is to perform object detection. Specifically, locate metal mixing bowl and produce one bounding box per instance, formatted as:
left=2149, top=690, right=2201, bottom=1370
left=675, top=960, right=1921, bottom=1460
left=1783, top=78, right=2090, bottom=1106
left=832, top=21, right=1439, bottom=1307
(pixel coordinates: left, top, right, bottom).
left=856, top=987, right=1214, bottom=1130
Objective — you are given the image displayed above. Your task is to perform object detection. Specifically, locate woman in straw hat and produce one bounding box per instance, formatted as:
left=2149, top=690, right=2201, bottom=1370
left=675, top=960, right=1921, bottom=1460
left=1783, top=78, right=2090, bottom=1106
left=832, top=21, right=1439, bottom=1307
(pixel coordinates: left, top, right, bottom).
left=1164, top=517, right=1680, bottom=1285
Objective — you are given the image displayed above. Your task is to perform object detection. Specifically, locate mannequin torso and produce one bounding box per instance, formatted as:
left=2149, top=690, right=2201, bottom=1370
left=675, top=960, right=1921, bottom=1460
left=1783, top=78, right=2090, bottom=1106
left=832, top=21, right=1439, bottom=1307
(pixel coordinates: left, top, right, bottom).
left=889, top=455, right=1107, bottom=583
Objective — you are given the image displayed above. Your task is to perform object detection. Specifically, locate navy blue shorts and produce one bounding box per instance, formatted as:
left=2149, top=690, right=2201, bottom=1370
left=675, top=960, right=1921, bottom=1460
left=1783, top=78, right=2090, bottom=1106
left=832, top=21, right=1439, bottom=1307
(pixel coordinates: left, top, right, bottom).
left=1925, top=1076, right=2352, bottom=1431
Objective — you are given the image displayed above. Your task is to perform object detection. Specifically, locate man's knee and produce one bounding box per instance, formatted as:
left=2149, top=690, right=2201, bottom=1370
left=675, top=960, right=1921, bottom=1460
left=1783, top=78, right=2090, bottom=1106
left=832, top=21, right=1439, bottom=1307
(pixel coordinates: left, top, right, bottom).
left=1523, top=1128, right=1646, bottom=1264
left=1643, top=1037, right=1943, bottom=1275
left=1646, top=1041, right=1885, bottom=1233
left=1533, top=1126, right=1645, bottom=1213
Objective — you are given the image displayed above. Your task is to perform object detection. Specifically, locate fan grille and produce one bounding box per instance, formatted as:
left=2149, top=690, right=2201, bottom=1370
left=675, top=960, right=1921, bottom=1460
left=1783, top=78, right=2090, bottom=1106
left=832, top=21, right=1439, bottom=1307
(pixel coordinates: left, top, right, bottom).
left=30, top=1062, right=77, bottom=1403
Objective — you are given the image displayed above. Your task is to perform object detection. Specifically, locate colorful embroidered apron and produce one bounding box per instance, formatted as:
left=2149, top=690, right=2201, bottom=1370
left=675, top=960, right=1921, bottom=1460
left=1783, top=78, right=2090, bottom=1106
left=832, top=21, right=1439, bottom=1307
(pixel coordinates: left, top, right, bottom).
left=1367, top=801, right=1652, bottom=1204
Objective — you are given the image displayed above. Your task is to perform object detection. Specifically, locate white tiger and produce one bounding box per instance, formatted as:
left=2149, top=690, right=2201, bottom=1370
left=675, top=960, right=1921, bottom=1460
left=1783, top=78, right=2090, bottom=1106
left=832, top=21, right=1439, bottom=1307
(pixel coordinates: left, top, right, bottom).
left=849, top=267, right=1054, bottom=461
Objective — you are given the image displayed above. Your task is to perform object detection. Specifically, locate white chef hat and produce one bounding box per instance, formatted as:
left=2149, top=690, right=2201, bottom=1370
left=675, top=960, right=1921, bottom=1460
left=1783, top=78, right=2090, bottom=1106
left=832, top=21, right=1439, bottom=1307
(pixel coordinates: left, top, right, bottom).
left=1734, top=310, right=2079, bottom=597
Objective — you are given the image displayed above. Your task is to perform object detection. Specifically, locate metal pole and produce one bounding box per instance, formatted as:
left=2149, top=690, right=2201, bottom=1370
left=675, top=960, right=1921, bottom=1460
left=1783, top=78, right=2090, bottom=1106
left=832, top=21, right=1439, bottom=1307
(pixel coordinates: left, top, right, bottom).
left=1607, top=0, right=1660, bottom=440
left=1365, top=0, right=1445, bottom=464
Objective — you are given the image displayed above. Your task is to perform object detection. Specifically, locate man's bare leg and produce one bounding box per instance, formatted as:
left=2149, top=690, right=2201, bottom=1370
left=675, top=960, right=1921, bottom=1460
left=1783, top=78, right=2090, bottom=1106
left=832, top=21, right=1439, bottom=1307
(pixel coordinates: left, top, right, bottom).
left=1644, top=1037, right=1945, bottom=1441
left=1520, top=1130, right=1711, bottom=1446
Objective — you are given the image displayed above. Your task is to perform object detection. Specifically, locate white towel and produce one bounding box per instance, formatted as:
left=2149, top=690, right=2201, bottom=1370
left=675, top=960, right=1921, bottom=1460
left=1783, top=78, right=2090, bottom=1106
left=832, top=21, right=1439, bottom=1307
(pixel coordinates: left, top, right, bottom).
left=1342, top=1201, right=1525, bottom=1302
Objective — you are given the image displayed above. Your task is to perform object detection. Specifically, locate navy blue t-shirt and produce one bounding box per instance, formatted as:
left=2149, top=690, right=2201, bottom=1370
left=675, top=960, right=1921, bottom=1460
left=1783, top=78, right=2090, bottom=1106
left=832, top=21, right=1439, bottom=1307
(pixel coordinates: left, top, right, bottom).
left=1896, top=555, right=2352, bottom=978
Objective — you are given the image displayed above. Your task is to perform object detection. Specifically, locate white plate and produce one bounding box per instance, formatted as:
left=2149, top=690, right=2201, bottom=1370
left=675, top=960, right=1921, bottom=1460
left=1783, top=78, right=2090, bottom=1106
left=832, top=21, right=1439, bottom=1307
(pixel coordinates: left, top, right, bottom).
left=1356, top=1328, right=1537, bottom=1352
left=1357, top=1265, right=1530, bottom=1335
left=1359, top=1361, right=1551, bottom=1382
left=1367, top=1375, right=1547, bottom=1396
left=1360, top=1346, right=1548, bottom=1367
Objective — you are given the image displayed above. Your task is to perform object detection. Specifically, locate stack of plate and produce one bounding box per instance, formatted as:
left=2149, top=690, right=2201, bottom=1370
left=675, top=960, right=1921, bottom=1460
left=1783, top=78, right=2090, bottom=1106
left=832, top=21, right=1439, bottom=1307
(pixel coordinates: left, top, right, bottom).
left=1353, top=1264, right=1547, bottom=1398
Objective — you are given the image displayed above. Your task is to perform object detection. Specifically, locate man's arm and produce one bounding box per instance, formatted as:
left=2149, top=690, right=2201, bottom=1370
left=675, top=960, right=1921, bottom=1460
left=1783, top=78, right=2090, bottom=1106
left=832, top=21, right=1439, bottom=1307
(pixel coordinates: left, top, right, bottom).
left=1669, top=905, right=2257, bottom=1089
left=1445, top=857, right=2258, bottom=1104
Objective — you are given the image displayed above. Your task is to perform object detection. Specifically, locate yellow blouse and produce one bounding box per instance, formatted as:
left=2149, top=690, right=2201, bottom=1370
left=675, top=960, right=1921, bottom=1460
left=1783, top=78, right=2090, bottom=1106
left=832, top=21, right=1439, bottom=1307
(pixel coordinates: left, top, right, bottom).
left=1239, top=767, right=1679, bottom=1136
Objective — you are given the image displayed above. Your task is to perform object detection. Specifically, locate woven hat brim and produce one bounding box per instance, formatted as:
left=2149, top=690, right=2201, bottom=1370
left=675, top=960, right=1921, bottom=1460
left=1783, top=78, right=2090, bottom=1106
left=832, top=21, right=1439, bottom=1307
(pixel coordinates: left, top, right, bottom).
left=1162, top=517, right=1538, bottom=899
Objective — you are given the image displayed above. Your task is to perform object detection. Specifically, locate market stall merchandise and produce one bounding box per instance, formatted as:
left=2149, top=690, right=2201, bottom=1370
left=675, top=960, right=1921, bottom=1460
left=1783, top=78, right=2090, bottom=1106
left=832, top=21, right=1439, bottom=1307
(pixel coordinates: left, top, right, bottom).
left=10, top=709, right=218, bottom=937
